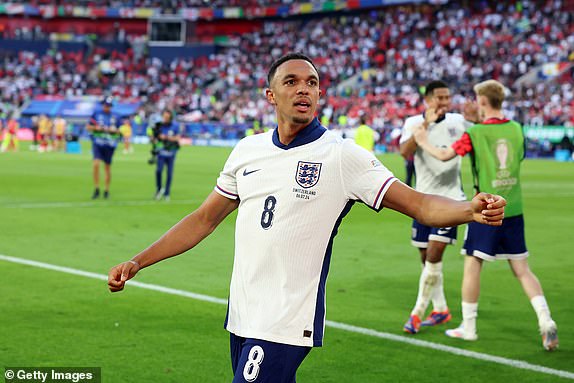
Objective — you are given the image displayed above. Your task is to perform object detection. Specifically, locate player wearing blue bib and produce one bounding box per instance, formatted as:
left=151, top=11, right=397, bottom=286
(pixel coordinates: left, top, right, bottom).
left=87, top=97, right=121, bottom=199
left=108, top=53, right=507, bottom=382
left=154, top=109, right=181, bottom=201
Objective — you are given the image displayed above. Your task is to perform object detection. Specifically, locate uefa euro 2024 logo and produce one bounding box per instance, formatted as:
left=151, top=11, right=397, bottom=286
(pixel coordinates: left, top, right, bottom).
left=496, top=139, right=509, bottom=171
left=492, top=139, right=517, bottom=188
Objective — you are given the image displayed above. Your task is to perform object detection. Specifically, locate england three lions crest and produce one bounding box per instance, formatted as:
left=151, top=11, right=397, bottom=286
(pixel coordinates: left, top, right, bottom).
left=296, top=161, right=322, bottom=188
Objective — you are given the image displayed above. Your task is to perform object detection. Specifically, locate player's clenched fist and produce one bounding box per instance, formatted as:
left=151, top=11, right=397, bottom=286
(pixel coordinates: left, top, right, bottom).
left=108, top=260, right=140, bottom=292
left=471, top=193, right=506, bottom=226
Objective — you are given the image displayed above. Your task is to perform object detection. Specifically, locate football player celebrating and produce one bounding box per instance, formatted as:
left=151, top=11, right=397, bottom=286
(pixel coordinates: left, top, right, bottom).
left=109, top=53, right=507, bottom=381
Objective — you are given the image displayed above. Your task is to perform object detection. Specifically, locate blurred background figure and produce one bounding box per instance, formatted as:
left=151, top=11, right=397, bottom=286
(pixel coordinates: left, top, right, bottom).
left=404, top=154, right=415, bottom=187
left=87, top=97, right=120, bottom=199
left=1, top=113, right=19, bottom=153
left=154, top=109, right=181, bottom=201
left=354, top=115, right=377, bottom=153
left=37, top=114, right=53, bottom=153
left=53, top=115, right=67, bottom=152
left=30, top=115, right=39, bottom=151
left=119, top=118, right=133, bottom=154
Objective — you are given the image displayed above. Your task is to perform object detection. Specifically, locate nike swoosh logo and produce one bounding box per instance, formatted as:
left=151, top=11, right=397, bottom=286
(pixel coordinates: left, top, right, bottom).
left=243, top=169, right=261, bottom=176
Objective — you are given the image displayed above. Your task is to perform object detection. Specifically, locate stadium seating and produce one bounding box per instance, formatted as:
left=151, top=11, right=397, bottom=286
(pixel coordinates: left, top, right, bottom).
left=0, top=0, right=572, bottom=148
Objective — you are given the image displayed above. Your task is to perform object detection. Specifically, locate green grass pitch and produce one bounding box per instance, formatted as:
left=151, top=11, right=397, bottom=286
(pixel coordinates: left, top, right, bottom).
left=1, top=142, right=573, bottom=382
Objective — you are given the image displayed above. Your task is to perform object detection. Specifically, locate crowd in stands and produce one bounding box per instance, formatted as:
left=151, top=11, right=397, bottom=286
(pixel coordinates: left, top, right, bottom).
left=25, top=0, right=293, bottom=8
left=1, top=0, right=573, bottom=149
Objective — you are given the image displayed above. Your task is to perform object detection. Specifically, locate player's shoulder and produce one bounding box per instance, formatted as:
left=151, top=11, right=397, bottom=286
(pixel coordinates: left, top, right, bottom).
left=404, top=114, right=424, bottom=126
left=235, top=129, right=274, bottom=149
left=322, top=129, right=345, bottom=144
left=340, top=136, right=375, bottom=158
left=444, top=113, right=466, bottom=123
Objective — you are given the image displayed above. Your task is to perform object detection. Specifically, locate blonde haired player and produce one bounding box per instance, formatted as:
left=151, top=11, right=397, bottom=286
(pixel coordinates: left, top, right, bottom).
left=415, top=79, right=558, bottom=351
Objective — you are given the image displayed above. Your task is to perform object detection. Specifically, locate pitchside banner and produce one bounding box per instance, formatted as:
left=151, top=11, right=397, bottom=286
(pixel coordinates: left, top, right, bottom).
left=523, top=125, right=574, bottom=143
left=21, top=98, right=140, bottom=118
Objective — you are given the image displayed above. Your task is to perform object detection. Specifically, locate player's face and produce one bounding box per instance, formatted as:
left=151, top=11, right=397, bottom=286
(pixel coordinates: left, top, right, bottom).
left=432, top=88, right=451, bottom=115
left=162, top=111, right=171, bottom=123
left=266, top=59, right=322, bottom=127
left=475, top=94, right=487, bottom=120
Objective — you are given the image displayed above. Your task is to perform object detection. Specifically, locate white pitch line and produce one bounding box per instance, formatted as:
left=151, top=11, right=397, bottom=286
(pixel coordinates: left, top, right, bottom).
left=2, top=199, right=200, bottom=209
left=1, top=254, right=572, bottom=380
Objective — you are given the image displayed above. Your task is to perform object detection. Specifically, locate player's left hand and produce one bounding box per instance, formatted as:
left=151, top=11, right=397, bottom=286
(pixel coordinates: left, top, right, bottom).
left=108, top=260, right=140, bottom=292
left=471, top=193, right=506, bottom=226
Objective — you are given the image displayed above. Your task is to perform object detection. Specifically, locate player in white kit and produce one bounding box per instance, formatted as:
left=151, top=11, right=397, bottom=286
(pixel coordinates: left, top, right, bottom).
left=108, top=53, right=506, bottom=382
left=399, top=81, right=476, bottom=334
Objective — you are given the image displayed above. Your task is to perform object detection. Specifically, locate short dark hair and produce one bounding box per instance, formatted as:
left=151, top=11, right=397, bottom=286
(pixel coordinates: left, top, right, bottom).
left=267, top=52, right=318, bottom=86
left=424, top=80, right=449, bottom=97
left=162, top=109, right=173, bottom=121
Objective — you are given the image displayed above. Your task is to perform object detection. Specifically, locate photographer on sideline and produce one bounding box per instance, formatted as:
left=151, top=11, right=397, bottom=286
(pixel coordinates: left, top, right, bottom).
left=153, top=109, right=181, bottom=201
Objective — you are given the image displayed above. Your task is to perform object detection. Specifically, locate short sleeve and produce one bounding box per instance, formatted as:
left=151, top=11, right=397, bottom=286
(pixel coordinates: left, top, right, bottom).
left=399, top=116, right=420, bottom=145
left=341, top=140, right=397, bottom=211
left=215, top=145, right=240, bottom=200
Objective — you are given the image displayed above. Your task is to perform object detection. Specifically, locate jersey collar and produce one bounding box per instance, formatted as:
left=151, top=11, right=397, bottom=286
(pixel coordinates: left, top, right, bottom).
left=422, top=111, right=446, bottom=125
left=482, top=117, right=510, bottom=124
left=272, top=117, right=326, bottom=150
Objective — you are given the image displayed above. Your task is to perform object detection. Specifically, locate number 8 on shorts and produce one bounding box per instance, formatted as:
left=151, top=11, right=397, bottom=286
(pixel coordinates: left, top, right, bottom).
left=243, top=345, right=265, bottom=382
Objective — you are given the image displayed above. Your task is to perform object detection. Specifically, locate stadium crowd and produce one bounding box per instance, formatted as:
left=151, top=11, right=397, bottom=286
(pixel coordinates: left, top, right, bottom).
left=25, top=0, right=294, bottom=8
left=1, top=0, right=572, bottom=147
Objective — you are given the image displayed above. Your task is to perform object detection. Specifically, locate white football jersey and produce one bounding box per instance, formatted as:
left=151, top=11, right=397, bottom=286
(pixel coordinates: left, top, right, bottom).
left=215, top=118, right=397, bottom=347
left=400, top=113, right=468, bottom=201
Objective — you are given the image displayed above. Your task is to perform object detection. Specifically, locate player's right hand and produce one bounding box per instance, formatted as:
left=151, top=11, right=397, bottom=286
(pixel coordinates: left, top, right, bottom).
left=424, top=107, right=446, bottom=125
left=108, top=261, right=140, bottom=292
left=470, top=193, right=506, bottom=226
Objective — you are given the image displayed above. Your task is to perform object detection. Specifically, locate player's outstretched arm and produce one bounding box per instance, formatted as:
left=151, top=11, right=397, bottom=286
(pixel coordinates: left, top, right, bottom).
left=108, top=191, right=239, bottom=292
left=382, top=181, right=505, bottom=228
left=399, top=136, right=417, bottom=160
left=414, top=126, right=457, bottom=161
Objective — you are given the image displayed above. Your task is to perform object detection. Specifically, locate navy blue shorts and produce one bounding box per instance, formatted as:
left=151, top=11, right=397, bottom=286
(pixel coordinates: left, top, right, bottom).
left=230, top=333, right=311, bottom=383
left=92, top=143, right=116, bottom=165
left=411, top=220, right=457, bottom=248
left=462, top=215, right=528, bottom=261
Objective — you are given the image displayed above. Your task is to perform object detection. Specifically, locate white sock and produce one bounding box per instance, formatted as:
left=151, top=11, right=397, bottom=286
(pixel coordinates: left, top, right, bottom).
left=428, top=261, right=447, bottom=312
left=530, top=295, right=552, bottom=327
left=462, top=301, right=478, bottom=335
left=411, top=262, right=439, bottom=318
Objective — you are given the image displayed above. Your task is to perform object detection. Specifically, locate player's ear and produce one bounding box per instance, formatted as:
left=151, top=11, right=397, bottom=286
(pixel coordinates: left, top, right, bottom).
left=265, top=88, right=276, bottom=105
left=318, top=88, right=323, bottom=101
